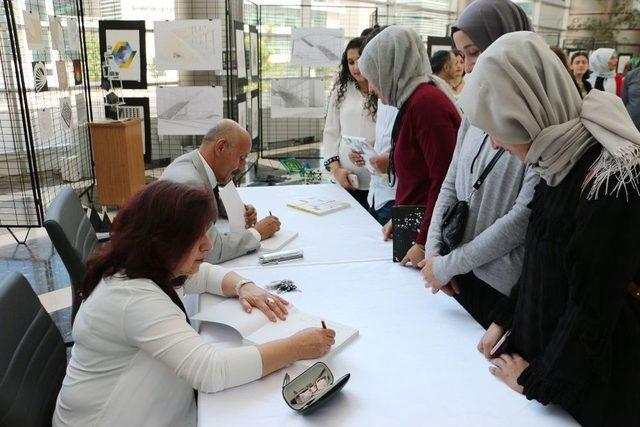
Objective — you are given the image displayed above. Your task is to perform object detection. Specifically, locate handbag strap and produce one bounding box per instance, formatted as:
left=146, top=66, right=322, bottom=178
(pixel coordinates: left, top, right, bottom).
left=466, top=142, right=506, bottom=201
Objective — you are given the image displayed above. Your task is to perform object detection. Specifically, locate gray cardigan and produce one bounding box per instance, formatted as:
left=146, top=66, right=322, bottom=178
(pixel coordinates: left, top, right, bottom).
left=160, top=150, right=260, bottom=264
left=425, top=118, right=539, bottom=295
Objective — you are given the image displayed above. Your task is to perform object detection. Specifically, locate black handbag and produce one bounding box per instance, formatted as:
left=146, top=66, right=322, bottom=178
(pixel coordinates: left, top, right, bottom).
left=440, top=146, right=505, bottom=255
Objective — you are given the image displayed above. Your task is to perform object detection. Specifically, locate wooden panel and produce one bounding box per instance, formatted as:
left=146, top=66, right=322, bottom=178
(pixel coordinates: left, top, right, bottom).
left=89, top=119, right=145, bottom=206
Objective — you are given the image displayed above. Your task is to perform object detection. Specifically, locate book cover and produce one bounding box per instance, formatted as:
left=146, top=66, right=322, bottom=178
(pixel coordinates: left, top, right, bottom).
left=287, top=197, right=350, bottom=216
left=392, top=205, right=425, bottom=262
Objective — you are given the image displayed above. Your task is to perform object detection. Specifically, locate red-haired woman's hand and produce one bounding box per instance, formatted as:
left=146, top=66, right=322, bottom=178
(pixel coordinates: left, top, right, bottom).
left=237, top=283, right=289, bottom=322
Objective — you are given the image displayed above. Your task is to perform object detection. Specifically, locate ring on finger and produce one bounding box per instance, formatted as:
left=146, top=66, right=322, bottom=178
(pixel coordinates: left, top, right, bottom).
left=266, top=297, right=275, bottom=304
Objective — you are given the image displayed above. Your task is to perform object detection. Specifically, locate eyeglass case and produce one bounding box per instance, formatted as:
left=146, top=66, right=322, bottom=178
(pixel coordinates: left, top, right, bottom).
left=282, top=362, right=350, bottom=414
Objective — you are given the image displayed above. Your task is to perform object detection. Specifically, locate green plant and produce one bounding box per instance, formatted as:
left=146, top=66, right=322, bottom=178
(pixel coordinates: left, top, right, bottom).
left=568, top=0, right=640, bottom=45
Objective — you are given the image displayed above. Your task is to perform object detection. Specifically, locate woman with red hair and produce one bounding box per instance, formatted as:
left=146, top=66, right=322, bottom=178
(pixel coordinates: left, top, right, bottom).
left=53, top=180, right=335, bottom=427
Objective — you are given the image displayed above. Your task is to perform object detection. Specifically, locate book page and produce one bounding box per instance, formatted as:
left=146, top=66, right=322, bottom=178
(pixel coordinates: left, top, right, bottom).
left=218, top=181, right=246, bottom=233
left=343, top=135, right=378, bottom=175
left=191, top=298, right=269, bottom=337
left=260, top=230, right=298, bottom=252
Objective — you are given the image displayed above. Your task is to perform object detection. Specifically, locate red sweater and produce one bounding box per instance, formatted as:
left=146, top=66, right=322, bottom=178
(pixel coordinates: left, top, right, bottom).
left=393, top=82, right=460, bottom=245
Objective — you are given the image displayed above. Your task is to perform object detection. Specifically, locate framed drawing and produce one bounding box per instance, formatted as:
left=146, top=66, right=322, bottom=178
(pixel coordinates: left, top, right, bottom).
left=234, top=21, right=247, bottom=86
left=105, top=97, right=152, bottom=163
left=426, top=36, right=452, bottom=58
left=99, top=20, right=147, bottom=89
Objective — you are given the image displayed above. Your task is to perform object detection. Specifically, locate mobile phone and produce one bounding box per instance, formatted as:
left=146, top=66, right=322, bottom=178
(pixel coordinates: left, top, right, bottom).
left=489, top=329, right=512, bottom=357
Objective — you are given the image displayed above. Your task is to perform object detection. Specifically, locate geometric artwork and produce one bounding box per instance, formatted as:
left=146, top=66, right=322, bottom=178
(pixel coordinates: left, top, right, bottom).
left=250, top=89, right=259, bottom=140
left=154, top=20, right=223, bottom=71
left=67, top=17, right=80, bottom=51
left=56, top=60, right=68, bottom=90
left=73, top=60, right=82, bottom=85
left=234, top=21, right=247, bottom=85
left=249, top=25, right=259, bottom=78
left=290, top=28, right=344, bottom=67
left=49, top=15, right=64, bottom=51
left=32, top=61, right=48, bottom=92
left=23, top=10, right=44, bottom=49
left=75, top=93, right=87, bottom=125
left=271, top=78, right=325, bottom=118
left=60, top=97, right=72, bottom=129
left=157, top=86, right=223, bottom=135
left=99, top=20, right=147, bottom=89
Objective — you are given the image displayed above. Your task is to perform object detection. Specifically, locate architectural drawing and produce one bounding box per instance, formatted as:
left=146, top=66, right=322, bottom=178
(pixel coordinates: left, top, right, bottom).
left=154, top=20, right=223, bottom=71
left=290, top=28, right=344, bottom=67
left=49, top=15, right=64, bottom=51
left=60, top=97, right=73, bottom=129
left=271, top=79, right=325, bottom=118
left=32, top=61, right=48, bottom=93
left=157, top=86, right=223, bottom=135
left=23, top=11, right=44, bottom=49
left=56, top=61, right=68, bottom=90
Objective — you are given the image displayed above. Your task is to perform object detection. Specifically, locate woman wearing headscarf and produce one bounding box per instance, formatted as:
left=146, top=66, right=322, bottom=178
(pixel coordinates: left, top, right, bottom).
left=463, top=32, right=640, bottom=426
left=587, top=48, right=623, bottom=96
left=358, top=26, right=461, bottom=267
left=421, top=0, right=538, bottom=329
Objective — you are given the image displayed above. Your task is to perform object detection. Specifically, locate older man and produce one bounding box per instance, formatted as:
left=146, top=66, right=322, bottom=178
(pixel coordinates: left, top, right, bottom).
left=161, top=119, right=280, bottom=263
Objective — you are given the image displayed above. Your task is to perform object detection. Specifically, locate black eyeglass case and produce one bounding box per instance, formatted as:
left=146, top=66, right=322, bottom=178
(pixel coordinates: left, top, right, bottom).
left=282, top=362, right=350, bottom=414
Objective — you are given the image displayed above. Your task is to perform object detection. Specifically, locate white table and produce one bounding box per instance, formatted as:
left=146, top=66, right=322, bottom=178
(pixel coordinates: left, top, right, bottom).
left=197, top=261, right=577, bottom=427
left=219, top=184, right=392, bottom=269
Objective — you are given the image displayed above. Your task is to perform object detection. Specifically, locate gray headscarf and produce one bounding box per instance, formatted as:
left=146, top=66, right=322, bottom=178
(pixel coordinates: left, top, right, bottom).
left=358, top=26, right=455, bottom=108
left=459, top=32, right=640, bottom=199
left=451, top=0, right=531, bottom=51
left=589, top=48, right=616, bottom=78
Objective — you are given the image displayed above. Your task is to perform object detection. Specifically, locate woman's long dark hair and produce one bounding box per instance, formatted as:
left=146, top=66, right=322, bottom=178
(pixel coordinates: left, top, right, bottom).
left=570, top=51, right=591, bottom=81
left=332, top=36, right=377, bottom=118
left=82, top=180, right=217, bottom=300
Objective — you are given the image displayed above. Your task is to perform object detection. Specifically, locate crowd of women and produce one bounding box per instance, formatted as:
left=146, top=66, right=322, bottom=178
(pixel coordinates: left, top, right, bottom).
left=51, top=0, right=639, bottom=426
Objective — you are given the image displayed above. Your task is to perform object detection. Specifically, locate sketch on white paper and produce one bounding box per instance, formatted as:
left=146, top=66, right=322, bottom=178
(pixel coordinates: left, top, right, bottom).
left=249, top=30, right=258, bottom=77
left=32, top=61, right=48, bottom=93
left=49, top=15, right=64, bottom=51
left=271, top=79, right=325, bottom=118
left=23, top=11, right=44, bottom=49
left=238, top=100, right=247, bottom=130
left=60, top=97, right=73, bottom=129
left=157, top=86, right=223, bottom=135
left=154, top=20, right=223, bottom=71
left=251, top=93, right=259, bottom=139
left=290, top=28, right=344, bottom=67
left=56, top=61, right=68, bottom=90
left=67, top=18, right=80, bottom=51
left=75, top=93, right=87, bottom=125
left=36, top=109, right=54, bottom=141
left=235, top=28, right=246, bottom=79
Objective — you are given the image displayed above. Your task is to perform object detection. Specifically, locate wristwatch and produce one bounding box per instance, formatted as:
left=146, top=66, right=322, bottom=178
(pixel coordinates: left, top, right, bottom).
left=234, top=279, right=254, bottom=295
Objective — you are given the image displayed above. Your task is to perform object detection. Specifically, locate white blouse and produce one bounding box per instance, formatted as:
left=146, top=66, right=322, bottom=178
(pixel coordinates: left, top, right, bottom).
left=323, top=81, right=376, bottom=190
left=587, top=74, right=617, bottom=95
left=53, top=263, right=262, bottom=427
left=367, top=101, right=398, bottom=210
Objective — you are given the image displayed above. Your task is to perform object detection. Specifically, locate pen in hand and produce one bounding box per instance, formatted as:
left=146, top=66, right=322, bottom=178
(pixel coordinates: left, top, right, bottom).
left=321, top=320, right=327, bottom=329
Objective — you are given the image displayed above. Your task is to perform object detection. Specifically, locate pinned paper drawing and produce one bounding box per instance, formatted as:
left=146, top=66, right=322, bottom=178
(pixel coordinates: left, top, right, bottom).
left=290, top=28, right=344, bottom=67
left=157, top=86, right=223, bottom=135
left=32, top=61, right=48, bottom=93
left=271, top=78, right=325, bottom=118
left=154, top=20, right=223, bottom=71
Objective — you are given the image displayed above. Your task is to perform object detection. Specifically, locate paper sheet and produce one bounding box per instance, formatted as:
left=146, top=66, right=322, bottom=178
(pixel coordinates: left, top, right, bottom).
left=343, top=135, right=378, bottom=174
left=218, top=181, right=246, bottom=233
left=260, top=230, right=298, bottom=252
left=154, top=20, right=223, bottom=71
left=23, top=11, right=44, bottom=49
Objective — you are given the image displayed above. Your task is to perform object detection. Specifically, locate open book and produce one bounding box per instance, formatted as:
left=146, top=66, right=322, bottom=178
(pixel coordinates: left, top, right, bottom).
left=343, top=135, right=378, bottom=175
left=192, top=296, right=358, bottom=366
left=260, top=230, right=298, bottom=252
left=287, top=197, right=350, bottom=216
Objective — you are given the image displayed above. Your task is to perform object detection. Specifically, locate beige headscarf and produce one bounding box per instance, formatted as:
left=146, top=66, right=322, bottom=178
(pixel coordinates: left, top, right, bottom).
left=458, top=31, right=640, bottom=199
left=358, top=26, right=456, bottom=109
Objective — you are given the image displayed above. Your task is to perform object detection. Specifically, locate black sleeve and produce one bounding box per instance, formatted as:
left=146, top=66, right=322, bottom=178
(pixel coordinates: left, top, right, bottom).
left=516, top=184, right=640, bottom=407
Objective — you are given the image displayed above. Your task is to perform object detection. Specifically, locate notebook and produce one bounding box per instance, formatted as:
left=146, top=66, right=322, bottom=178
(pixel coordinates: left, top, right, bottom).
left=192, top=297, right=358, bottom=366
left=218, top=181, right=246, bottom=233
left=287, top=197, right=350, bottom=216
left=260, top=230, right=298, bottom=252
left=392, top=205, right=426, bottom=263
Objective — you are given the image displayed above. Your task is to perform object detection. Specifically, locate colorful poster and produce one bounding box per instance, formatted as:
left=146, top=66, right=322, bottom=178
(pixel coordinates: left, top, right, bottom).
left=154, top=20, right=223, bottom=71
left=72, top=60, right=83, bottom=85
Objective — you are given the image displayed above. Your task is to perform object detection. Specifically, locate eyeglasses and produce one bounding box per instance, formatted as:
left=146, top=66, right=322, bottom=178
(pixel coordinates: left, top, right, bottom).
left=284, top=369, right=331, bottom=405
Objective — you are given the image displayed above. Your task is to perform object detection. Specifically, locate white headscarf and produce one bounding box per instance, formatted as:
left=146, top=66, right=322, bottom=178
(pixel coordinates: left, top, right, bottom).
left=358, top=26, right=457, bottom=109
left=458, top=32, right=640, bottom=199
left=589, top=48, right=616, bottom=78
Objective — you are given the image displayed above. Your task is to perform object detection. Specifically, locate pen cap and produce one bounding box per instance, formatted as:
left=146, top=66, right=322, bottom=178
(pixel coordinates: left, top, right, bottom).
left=259, top=248, right=304, bottom=265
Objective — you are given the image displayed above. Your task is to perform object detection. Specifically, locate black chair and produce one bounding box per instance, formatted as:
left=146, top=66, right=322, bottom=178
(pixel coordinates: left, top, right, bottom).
left=0, top=272, right=67, bottom=427
left=44, top=186, right=98, bottom=322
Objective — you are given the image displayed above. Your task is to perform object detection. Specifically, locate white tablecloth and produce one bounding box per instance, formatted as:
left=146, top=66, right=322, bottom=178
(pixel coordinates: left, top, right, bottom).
left=197, top=261, right=577, bottom=427
left=219, top=184, right=392, bottom=269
